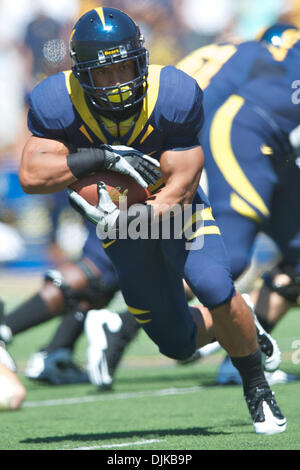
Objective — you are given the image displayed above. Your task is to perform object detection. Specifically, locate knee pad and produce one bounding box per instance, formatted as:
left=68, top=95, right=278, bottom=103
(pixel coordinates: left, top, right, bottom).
left=44, top=264, right=118, bottom=311
left=44, top=269, right=77, bottom=310
left=74, top=260, right=118, bottom=308
left=262, top=263, right=300, bottom=303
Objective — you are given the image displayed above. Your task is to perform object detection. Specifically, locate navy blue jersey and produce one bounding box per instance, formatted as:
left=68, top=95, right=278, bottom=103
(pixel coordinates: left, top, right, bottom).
left=27, top=64, right=204, bottom=162
left=178, top=39, right=300, bottom=159
left=236, top=75, right=300, bottom=157
left=27, top=61, right=237, bottom=358
left=177, top=40, right=284, bottom=118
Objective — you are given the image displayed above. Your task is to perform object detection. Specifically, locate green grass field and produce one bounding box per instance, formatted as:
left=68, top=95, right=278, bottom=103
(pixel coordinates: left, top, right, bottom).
left=1, top=273, right=300, bottom=451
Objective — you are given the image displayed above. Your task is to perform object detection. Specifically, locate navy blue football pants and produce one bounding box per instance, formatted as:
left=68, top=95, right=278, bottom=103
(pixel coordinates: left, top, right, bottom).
left=103, top=186, right=235, bottom=361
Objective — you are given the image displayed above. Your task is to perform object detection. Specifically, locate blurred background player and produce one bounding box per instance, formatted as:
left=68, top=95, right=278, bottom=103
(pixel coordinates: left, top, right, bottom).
left=202, top=24, right=300, bottom=385
left=179, top=23, right=300, bottom=385
left=245, top=23, right=300, bottom=377
left=215, top=23, right=300, bottom=385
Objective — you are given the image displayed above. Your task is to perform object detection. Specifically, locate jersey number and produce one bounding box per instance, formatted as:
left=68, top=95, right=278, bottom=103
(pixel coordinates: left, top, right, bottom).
left=177, top=44, right=237, bottom=90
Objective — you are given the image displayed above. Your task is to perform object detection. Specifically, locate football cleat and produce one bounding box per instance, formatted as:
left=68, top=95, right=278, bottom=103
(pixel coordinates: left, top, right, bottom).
left=85, top=309, right=139, bottom=390
left=25, top=349, right=89, bottom=385
left=245, top=386, right=287, bottom=434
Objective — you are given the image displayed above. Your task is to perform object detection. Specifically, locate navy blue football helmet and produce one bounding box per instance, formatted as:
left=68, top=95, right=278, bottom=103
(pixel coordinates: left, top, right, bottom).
left=70, top=7, right=148, bottom=114
left=257, top=23, right=298, bottom=48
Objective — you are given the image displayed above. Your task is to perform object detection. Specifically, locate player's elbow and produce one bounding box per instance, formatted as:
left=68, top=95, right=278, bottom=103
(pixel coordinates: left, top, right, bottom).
left=19, top=154, right=48, bottom=194
left=19, top=166, right=43, bottom=194
left=19, top=171, right=32, bottom=193
left=19, top=141, right=49, bottom=193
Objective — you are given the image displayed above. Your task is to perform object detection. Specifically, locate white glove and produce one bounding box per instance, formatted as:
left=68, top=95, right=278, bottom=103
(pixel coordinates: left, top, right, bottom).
left=109, top=145, right=161, bottom=187
left=68, top=181, right=119, bottom=234
left=68, top=146, right=160, bottom=189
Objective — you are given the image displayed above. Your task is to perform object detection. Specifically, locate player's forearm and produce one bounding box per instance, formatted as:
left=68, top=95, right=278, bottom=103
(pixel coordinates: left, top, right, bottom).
left=146, top=177, right=200, bottom=217
left=19, top=151, right=76, bottom=194
left=146, top=146, right=203, bottom=217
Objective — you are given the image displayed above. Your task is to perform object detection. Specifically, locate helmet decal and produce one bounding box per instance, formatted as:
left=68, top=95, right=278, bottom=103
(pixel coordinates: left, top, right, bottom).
left=95, top=7, right=106, bottom=29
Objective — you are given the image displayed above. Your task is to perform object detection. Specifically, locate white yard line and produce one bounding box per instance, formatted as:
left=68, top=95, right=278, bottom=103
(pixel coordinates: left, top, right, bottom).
left=23, top=386, right=203, bottom=408
left=66, top=439, right=164, bottom=451
left=23, top=387, right=201, bottom=451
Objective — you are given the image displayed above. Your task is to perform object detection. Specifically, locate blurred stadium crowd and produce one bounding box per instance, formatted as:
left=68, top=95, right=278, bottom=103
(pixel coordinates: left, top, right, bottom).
left=0, top=0, right=299, bottom=272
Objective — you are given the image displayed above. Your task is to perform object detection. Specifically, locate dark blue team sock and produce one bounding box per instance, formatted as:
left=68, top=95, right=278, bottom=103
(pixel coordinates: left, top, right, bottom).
left=231, top=348, right=268, bottom=395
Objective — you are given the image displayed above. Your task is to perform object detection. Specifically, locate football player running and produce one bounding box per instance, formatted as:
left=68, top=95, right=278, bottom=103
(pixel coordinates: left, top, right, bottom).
left=18, top=7, right=286, bottom=434
left=0, top=23, right=284, bottom=393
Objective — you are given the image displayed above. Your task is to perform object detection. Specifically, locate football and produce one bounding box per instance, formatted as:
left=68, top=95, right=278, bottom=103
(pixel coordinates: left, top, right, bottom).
left=69, top=171, right=151, bottom=208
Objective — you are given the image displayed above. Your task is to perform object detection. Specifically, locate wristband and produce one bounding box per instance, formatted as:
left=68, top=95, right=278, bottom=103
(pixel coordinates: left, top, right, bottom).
left=67, top=148, right=106, bottom=179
